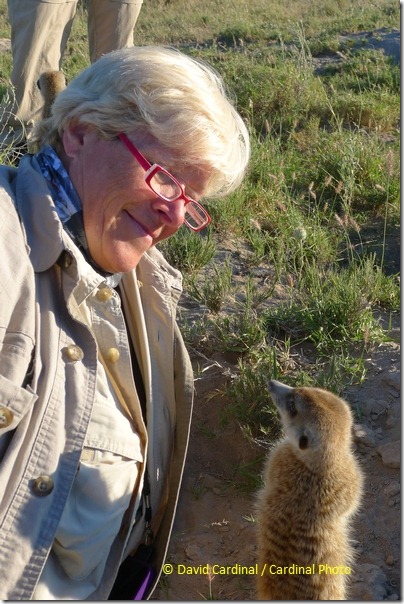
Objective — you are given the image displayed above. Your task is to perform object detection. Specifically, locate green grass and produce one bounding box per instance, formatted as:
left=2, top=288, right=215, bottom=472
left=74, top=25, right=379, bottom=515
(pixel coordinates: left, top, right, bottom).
left=0, top=0, right=399, bottom=447
left=159, top=228, right=216, bottom=274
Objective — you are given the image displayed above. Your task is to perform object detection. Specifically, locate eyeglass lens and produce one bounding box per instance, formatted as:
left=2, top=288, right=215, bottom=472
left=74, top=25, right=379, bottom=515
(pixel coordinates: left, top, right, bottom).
left=184, top=202, right=209, bottom=230
left=149, top=170, right=182, bottom=201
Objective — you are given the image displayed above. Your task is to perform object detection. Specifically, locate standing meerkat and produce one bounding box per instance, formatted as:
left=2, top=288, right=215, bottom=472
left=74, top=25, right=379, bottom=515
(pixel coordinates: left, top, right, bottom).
left=27, top=71, right=66, bottom=153
left=37, top=70, right=66, bottom=119
left=256, top=379, right=364, bottom=600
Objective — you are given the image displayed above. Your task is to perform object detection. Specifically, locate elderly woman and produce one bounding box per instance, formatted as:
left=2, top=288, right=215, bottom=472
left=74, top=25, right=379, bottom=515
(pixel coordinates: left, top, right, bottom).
left=0, top=46, right=249, bottom=600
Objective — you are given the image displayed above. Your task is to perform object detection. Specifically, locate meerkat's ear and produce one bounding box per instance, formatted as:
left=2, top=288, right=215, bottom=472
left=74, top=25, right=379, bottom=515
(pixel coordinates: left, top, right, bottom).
left=268, top=379, right=294, bottom=398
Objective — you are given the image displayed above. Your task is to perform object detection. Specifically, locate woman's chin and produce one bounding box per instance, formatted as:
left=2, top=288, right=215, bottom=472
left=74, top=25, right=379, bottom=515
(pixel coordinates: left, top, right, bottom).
left=92, top=242, right=151, bottom=275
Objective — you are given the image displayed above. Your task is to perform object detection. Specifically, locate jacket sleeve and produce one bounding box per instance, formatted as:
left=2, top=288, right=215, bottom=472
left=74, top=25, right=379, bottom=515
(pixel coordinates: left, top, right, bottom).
left=0, top=187, right=37, bottom=445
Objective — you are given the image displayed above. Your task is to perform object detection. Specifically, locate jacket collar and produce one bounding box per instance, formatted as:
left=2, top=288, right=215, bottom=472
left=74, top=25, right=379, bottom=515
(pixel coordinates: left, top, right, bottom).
left=15, top=154, right=68, bottom=272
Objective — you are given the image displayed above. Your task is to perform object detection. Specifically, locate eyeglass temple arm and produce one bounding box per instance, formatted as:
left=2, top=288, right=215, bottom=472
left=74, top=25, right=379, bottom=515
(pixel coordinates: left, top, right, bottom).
left=118, top=133, right=151, bottom=171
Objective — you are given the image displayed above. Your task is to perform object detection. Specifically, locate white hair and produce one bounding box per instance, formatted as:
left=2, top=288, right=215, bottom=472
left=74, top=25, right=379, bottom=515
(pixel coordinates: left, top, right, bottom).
left=32, top=46, right=250, bottom=197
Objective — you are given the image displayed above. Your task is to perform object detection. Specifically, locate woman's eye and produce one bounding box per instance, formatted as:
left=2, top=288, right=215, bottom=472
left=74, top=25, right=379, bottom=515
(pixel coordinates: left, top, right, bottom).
left=154, top=170, right=174, bottom=186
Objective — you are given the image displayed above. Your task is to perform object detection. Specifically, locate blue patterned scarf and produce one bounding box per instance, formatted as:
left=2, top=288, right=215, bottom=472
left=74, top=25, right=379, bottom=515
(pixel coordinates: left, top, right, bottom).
left=35, top=145, right=122, bottom=286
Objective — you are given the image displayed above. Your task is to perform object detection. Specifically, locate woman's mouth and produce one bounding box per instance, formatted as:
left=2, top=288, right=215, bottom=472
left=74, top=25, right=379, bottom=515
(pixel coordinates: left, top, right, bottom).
left=124, top=210, right=154, bottom=240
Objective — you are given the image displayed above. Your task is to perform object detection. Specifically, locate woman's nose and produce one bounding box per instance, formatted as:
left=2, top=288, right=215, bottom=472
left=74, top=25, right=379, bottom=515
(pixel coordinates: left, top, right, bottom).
left=152, top=195, right=187, bottom=229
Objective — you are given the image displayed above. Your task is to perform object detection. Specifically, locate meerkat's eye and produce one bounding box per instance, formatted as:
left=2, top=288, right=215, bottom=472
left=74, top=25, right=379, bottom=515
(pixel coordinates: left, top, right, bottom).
left=299, top=435, right=309, bottom=449
left=286, top=397, right=297, bottom=417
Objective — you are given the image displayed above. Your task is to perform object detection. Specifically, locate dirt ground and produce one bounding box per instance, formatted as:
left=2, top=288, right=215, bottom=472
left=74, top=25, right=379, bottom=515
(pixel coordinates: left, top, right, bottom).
left=152, top=300, right=400, bottom=601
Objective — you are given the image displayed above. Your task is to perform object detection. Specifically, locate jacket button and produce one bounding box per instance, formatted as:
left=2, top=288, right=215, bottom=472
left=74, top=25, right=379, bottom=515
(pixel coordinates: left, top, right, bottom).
left=32, top=475, right=54, bottom=496
left=0, top=407, right=13, bottom=428
left=61, top=250, right=73, bottom=269
left=106, top=348, right=120, bottom=363
left=64, top=345, right=84, bottom=362
left=97, top=287, right=113, bottom=302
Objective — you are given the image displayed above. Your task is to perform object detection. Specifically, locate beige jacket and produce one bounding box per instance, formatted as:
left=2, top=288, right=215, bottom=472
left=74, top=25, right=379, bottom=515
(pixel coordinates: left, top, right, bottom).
left=0, top=155, right=194, bottom=600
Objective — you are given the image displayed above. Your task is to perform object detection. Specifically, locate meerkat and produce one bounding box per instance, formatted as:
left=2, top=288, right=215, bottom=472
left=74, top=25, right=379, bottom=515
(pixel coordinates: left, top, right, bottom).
left=256, top=379, right=364, bottom=600
left=37, top=70, right=66, bottom=119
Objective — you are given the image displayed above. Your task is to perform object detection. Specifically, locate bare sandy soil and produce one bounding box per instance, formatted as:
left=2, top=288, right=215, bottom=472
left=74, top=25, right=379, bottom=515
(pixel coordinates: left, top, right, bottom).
left=152, top=296, right=400, bottom=601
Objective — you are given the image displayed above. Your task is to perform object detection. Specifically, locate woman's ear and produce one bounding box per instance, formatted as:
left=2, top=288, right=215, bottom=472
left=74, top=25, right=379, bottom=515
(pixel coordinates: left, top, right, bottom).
left=62, top=121, right=88, bottom=158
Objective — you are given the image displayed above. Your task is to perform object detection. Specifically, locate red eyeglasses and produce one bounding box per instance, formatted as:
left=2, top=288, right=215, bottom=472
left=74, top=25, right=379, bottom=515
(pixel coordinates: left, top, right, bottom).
left=118, top=133, right=211, bottom=232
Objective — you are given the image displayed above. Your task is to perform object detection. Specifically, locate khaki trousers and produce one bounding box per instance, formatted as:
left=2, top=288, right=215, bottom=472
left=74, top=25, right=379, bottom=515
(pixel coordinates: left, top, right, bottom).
left=2, top=0, right=143, bottom=139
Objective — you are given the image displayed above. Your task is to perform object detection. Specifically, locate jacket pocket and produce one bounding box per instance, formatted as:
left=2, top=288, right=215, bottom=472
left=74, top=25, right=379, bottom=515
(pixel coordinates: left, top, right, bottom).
left=53, top=449, right=142, bottom=581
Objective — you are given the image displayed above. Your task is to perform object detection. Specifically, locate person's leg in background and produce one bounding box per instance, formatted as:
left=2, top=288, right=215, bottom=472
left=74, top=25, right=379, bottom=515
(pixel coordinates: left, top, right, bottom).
left=1, top=0, right=77, bottom=146
left=86, top=0, right=143, bottom=62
